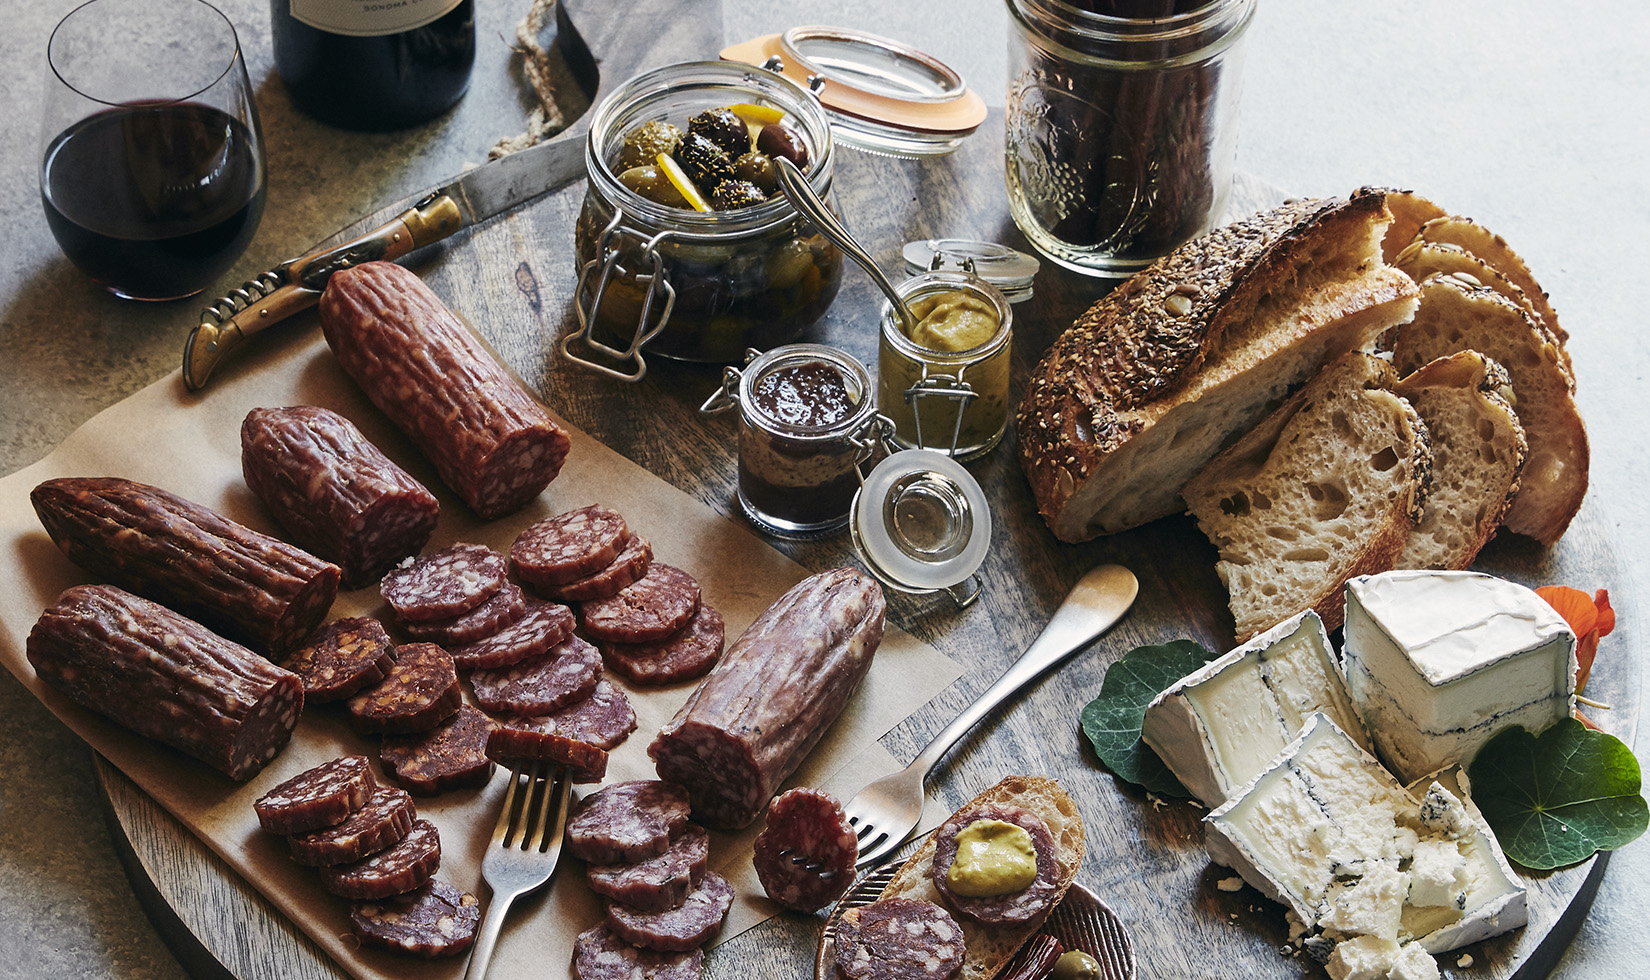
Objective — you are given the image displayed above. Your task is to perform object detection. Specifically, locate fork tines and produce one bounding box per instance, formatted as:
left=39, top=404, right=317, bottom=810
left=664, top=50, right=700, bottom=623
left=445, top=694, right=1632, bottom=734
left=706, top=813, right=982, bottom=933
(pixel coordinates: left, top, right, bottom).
left=493, top=761, right=568, bottom=852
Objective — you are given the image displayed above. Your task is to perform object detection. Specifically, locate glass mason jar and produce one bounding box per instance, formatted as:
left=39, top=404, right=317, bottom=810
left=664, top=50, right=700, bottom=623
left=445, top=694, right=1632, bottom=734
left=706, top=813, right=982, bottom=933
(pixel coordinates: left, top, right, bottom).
left=568, top=61, right=844, bottom=378
left=1004, top=0, right=1255, bottom=278
left=877, top=271, right=1014, bottom=460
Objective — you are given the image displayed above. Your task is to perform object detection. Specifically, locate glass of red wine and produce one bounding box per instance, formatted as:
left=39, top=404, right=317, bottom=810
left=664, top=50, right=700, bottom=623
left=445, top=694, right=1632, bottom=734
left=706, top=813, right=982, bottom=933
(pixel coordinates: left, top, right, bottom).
left=40, top=0, right=266, bottom=301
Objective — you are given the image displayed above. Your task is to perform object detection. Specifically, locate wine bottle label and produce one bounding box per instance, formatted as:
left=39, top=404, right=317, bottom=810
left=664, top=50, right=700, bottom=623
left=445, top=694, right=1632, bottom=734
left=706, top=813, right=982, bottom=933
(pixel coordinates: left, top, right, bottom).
left=288, top=0, right=465, bottom=37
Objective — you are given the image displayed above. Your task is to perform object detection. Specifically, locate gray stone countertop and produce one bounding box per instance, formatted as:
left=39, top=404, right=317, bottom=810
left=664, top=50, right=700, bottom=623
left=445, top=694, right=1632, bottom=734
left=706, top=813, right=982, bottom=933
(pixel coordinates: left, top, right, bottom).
left=2, top=1, right=1645, bottom=979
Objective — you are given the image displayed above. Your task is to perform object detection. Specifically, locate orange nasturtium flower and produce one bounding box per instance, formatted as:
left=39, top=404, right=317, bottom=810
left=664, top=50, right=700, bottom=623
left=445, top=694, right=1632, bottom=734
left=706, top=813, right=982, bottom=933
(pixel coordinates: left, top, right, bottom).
left=1535, top=586, right=1615, bottom=693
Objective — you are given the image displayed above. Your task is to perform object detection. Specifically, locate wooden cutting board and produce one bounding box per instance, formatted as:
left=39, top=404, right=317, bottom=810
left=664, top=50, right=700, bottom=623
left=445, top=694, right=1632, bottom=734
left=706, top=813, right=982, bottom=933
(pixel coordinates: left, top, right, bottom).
left=98, top=0, right=1638, bottom=978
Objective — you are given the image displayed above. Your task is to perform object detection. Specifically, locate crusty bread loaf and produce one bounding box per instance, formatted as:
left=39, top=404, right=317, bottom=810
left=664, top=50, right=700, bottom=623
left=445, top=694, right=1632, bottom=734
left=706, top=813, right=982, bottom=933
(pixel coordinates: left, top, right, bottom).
left=1392, top=274, right=1588, bottom=546
left=1017, top=190, right=1420, bottom=541
left=1183, top=351, right=1430, bottom=641
left=1393, top=351, right=1528, bottom=570
left=872, top=775, right=1084, bottom=980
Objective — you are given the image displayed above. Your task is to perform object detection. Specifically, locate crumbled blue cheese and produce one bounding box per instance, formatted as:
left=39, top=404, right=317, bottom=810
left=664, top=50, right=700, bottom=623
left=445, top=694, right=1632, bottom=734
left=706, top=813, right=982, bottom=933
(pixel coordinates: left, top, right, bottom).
left=1142, top=611, right=1370, bottom=807
left=1343, top=570, right=1576, bottom=782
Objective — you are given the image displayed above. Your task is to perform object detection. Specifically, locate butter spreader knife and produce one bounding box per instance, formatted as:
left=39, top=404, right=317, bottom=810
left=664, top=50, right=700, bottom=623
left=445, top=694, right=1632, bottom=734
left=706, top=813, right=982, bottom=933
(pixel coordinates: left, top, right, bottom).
left=181, top=133, right=586, bottom=392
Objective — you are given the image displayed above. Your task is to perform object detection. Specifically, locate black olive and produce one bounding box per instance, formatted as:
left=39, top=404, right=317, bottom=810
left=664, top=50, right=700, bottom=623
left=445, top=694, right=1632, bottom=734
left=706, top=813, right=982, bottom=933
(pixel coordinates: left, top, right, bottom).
left=674, top=132, right=736, bottom=192
left=756, top=122, right=809, bottom=169
left=733, top=152, right=778, bottom=194
left=617, top=165, right=689, bottom=208
left=687, top=107, right=751, bottom=158
left=618, top=120, right=682, bottom=171
left=712, top=180, right=768, bottom=211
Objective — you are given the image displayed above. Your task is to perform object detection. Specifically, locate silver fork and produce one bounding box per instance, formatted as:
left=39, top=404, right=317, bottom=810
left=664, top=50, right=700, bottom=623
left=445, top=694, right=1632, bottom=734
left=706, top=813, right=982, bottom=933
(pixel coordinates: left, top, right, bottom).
left=844, top=564, right=1139, bottom=868
left=463, top=761, right=573, bottom=980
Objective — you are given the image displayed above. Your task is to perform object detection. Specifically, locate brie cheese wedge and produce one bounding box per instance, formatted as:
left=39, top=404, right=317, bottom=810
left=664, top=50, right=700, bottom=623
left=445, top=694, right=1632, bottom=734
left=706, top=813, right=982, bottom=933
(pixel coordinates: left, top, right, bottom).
left=1205, top=713, right=1527, bottom=968
left=1142, top=610, right=1370, bottom=807
left=1343, top=570, right=1576, bottom=782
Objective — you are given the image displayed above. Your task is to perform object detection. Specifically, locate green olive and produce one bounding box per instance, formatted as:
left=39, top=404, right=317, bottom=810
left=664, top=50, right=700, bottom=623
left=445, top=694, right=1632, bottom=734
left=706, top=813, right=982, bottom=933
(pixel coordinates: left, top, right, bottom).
left=618, top=165, right=689, bottom=208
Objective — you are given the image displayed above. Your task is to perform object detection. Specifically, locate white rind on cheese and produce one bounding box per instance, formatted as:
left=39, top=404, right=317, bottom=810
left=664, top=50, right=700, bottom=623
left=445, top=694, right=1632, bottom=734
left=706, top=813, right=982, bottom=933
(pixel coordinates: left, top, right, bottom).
left=1343, top=570, right=1576, bottom=782
left=1142, top=611, right=1370, bottom=808
left=1204, top=713, right=1528, bottom=967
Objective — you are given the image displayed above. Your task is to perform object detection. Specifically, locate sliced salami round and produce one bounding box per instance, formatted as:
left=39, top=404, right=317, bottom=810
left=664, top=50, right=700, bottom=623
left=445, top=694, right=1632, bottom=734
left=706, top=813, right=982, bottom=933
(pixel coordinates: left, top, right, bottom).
left=350, top=879, right=480, bottom=958
left=753, top=787, right=857, bottom=913
left=280, top=616, right=397, bottom=703
left=605, top=870, right=733, bottom=952
left=288, top=785, right=415, bottom=866
left=567, top=780, right=692, bottom=865
left=587, top=823, right=709, bottom=913
left=544, top=533, right=653, bottom=603
left=254, top=755, right=377, bottom=835
left=381, top=543, right=507, bottom=623
left=380, top=703, right=497, bottom=796
left=535, top=678, right=637, bottom=750
left=580, top=564, right=701, bottom=643
left=572, top=924, right=703, bottom=980
left=400, top=582, right=527, bottom=646
left=834, top=898, right=966, bottom=980
left=448, top=599, right=575, bottom=671
left=929, top=803, right=1059, bottom=925
left=485, top=726, right=609, bottom=783
left=347, top=642, right=462, bottom=734
left=510, top=505, right=631, bottom=588
left=319, top=818, right=441, bottom=900
left=600, top=605, right=724, bottom=686
left=470, top=635, right=602, bottom=715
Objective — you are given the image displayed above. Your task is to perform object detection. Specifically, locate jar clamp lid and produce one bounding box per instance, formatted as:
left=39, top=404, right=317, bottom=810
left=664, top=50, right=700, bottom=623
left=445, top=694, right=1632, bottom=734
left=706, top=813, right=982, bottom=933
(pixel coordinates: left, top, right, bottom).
left=902, top=239, right=1041, bottom=303
left=850, top=448, right=991, bottom=608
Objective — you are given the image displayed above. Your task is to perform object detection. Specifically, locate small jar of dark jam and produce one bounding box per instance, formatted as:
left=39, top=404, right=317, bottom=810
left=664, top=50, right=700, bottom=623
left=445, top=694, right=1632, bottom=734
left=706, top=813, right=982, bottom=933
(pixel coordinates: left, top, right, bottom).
left=701, top=344, right=881, bottom=538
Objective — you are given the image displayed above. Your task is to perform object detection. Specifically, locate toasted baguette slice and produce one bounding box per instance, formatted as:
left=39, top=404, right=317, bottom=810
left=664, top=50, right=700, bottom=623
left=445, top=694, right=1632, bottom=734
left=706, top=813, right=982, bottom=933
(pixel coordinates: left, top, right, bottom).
left=1017, top=190, right=1420, bottom=541
left=1417, top=214, right=1569, bottom=347
left=872, top=775, right=1084, bottom=980
left=1393, top=274, right=1588, bottom=545
left=1392, top=351, right=1529, bottom=570
left=1184, top=351, right=1430, bottom=641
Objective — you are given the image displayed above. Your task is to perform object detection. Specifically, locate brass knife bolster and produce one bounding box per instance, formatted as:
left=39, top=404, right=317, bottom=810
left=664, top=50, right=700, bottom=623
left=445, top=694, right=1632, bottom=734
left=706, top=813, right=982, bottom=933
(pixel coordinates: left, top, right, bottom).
left=181, top=194, right=465, bottom=392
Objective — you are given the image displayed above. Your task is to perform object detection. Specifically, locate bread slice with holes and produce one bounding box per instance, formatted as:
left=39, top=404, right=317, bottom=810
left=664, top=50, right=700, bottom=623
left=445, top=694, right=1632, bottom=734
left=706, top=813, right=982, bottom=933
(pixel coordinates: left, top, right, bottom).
left=1392, top=351, right=1528, bottom=570
left=1416, top=214, right=1569, bottom=347
left=1183, top=351, right=1431, bottom=641
left=1392, top=274, right=1587, bottom=545
left=1017, top=190, right=1420, bottom=541
left=867, top=775, right=1085, bottom=980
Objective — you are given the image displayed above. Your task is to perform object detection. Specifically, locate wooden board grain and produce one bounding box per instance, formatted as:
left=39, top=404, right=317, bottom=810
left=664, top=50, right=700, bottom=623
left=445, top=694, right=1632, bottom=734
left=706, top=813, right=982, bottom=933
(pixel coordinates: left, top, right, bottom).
left=98, top=0, right=1638, bottom=977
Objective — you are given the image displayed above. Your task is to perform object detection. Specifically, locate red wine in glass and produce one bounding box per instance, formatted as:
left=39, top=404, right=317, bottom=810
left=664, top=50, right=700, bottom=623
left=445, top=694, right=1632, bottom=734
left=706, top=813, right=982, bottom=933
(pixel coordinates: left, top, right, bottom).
left=41, top=102, right=266, bottom=301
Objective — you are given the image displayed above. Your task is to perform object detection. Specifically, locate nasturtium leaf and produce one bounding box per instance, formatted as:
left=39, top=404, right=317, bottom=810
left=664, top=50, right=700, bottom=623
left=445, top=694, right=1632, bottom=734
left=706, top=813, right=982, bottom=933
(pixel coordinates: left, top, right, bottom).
left=1080, top=639, right=1219, bottom=797
left=1466, top=717, right=1649, bottom=870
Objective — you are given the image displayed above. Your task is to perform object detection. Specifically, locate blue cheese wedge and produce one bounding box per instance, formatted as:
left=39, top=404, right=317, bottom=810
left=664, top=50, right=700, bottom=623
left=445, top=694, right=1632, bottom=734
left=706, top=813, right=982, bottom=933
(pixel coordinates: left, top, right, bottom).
left=1141, top=611, right=1370, bottom=807
left=1343, top=570, right=1576, bottom=782
left=1205, top=713, right=1527, bottom=977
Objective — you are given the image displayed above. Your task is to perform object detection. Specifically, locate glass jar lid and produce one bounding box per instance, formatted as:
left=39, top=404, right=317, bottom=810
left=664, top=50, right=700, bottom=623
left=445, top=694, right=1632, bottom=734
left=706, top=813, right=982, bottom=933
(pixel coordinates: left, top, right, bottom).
left=902, top=239, right=1041, bottom=303
left=850, top=448, right=990, bottom=602
left=721, top=27, right=987, bottom=158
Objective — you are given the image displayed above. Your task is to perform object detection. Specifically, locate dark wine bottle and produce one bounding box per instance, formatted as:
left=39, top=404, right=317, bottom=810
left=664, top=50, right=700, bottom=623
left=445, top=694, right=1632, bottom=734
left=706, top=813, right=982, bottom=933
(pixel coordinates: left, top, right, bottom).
left=269, top=0, right=476, bottom=131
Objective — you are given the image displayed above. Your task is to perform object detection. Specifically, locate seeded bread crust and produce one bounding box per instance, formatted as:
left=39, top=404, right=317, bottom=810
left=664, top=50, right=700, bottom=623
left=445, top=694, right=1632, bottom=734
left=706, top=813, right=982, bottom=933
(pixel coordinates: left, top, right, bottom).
left=1416, top=214, right=1569, bottom=348
left=1393, top=351, right=1529, bottom=571
left=1017, top=189, right=1421, bottom=542
left=1393, top=239, right=1573, bottom=377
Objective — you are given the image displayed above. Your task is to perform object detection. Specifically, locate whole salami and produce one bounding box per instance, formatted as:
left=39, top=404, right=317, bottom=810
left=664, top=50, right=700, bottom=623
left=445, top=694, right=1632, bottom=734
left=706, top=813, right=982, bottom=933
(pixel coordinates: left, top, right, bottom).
left=30, top=477, right=340, bottom=655
left=648, top=568, right=884, bottom=830
left=26, top=584, right=302, bottom=780
left=240, top=405, right=440, bottom=589
left=317, top=262, right=571, bottom=520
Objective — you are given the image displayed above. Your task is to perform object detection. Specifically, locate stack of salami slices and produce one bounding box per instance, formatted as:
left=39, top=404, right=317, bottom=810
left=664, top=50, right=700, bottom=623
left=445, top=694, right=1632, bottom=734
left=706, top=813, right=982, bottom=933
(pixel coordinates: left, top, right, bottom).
left=569, top=780, right=732, bottom=980
left=252, top=755, right=479, bottom=958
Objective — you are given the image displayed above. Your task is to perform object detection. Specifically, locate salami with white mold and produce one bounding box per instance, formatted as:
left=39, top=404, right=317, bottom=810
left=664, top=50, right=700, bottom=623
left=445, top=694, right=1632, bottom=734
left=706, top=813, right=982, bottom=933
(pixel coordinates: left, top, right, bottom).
left=648, top=568, right=884, bottom=830
left=240, top=405, right=439, bottom=589
left=318, top=261, right=570, bottom=520
left=605, top=871, right=733, bottom=952
left=30, top=477, right=340, bottom=655
left=350, top=879, right=480, bottom=958
left=26, top=584, right=302, bottom=781
left=586, top=823, right=709, bottom=912
left=254, top=754, right=377, bottom=834
left=319, top=817, right=442, bottom=899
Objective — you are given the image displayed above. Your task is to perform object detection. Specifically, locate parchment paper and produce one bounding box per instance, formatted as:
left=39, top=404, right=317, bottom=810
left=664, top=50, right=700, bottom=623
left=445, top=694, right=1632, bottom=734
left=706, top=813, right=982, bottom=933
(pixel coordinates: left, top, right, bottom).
left=0, top=319, right=964, bottom=980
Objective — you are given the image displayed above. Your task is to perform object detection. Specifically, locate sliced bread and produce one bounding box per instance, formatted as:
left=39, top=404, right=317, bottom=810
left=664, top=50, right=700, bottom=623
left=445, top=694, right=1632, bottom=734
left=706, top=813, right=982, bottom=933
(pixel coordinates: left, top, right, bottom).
left=1417, top=214, right=1569, bottom=347
left=870, top=775, right=1085, bottom=980
left=1392, top=351, right=1529, bottom=570
left=1378, top=188, right=1447, bottom=264
left=1393, top=238, right=1573, bottom=375
left=1017, top=189, right=1420, bottom=541
left=1392, top=274, right=1587, bottom=545
left=1183, top=351, right=1430, bottom=641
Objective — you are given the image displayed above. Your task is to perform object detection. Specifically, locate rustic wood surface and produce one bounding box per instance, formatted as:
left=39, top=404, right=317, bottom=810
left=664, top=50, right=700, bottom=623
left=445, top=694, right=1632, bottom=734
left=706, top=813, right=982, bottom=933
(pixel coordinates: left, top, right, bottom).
left=80, top=1, right=1639, bottom=979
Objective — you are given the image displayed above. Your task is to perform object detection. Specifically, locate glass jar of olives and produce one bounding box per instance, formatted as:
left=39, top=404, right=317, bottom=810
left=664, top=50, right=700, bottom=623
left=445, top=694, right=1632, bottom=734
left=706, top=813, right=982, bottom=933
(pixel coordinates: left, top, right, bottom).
left=566, top=61, right=844, bottom=378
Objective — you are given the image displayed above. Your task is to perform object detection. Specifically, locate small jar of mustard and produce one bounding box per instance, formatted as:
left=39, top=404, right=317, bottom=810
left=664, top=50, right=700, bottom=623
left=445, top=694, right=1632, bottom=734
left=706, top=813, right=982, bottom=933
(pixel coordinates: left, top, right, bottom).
left=877, top=270, right=1013, bottom=460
